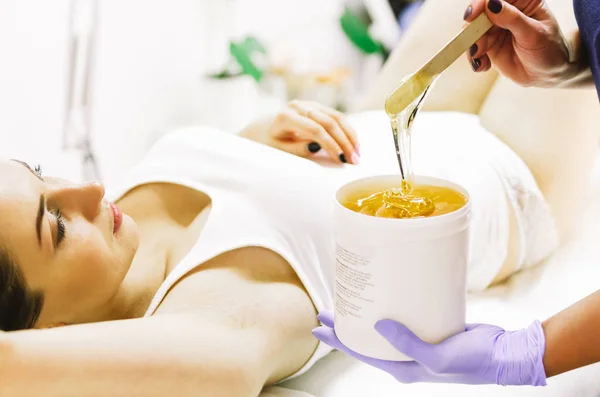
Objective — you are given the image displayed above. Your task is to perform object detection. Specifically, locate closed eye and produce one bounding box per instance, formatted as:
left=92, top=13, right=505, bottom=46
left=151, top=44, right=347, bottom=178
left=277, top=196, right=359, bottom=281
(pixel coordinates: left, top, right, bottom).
left=54, top=210, right=66, bottom=246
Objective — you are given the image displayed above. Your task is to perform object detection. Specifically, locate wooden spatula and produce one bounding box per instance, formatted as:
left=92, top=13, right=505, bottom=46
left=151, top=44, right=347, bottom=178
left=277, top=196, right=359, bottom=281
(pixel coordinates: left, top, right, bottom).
left=384, top=13, right=493, bottom=115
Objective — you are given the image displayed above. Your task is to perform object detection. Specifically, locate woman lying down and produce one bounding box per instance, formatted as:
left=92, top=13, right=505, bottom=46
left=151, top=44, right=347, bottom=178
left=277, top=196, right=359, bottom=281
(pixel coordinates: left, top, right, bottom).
left=0, top=83, right=595, bottom=396
left=1, top=1, right=594, bottom=395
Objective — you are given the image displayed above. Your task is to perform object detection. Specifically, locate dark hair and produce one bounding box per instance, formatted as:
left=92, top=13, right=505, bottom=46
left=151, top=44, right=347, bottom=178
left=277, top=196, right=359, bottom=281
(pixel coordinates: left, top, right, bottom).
left=0, top=250, right=44, bottom=330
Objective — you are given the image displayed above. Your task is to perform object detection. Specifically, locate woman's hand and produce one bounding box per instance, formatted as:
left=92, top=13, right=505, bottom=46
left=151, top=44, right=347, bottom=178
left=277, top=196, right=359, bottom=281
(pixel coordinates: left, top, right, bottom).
left=465, top=0, right=585, bottom=87
left=240, top=100, right=360, bottom=164
left=313, top=310, right=547, bottom=386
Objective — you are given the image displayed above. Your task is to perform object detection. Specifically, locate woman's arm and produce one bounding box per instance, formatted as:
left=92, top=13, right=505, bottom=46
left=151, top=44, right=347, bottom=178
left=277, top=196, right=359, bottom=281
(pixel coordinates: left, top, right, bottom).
left=357, top=0, right=499, bottom=114
left=543, top=289, right=600, bottom=377
left=0, top=314, right=270, bottom=397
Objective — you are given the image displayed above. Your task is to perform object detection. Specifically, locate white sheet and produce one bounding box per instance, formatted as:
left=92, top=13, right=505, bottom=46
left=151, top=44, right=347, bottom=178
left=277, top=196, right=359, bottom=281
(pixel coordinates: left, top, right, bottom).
left=277, top=125, right=600, bottom=396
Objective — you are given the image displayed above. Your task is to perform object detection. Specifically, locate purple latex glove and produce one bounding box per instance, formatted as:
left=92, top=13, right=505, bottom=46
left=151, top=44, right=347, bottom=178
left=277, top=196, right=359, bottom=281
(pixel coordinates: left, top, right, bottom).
left=313, top=310, right=547, bottom=386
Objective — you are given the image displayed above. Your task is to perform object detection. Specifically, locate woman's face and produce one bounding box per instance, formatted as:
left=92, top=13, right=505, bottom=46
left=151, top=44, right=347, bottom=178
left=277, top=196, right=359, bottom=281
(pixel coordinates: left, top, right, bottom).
left=0, top=160, right=139, bottom=326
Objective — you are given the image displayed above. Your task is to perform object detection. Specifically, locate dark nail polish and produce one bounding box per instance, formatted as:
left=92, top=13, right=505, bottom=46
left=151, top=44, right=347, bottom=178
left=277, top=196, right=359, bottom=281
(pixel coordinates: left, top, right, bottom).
left=471, top=58, right=481, bottom=71
left=339, top=153, right=347, bottom=163
left=463, top=5, right=472, bottom=20
left=488, top=0, right=502, bottom=14
left=308, top=142, right=321, bottom=153
left=469, top=44, right=478, bottom=57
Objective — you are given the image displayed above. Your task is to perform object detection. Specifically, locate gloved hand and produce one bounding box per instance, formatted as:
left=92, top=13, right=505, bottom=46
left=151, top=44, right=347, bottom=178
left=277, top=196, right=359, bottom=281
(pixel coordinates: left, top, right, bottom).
left=312, top=310, right=547, bottom=386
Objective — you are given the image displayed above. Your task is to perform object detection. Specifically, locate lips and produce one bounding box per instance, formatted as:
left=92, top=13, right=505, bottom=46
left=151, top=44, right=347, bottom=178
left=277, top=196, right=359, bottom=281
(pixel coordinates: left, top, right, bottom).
left=110, top=202, right=123, bottom=235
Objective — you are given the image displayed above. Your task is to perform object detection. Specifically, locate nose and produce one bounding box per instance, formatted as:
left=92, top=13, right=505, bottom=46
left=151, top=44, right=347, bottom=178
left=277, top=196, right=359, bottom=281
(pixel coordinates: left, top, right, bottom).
left=47, top=181, right=105, bottom=221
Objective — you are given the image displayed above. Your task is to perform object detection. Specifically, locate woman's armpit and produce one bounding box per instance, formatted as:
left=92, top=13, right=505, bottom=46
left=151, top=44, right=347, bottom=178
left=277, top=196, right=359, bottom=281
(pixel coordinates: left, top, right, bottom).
left=153, top=249, right=320, bottom=384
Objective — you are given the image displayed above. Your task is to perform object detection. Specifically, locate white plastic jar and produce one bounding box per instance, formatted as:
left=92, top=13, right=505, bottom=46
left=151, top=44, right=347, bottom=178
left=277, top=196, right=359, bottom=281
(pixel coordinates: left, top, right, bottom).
left=333, top=174, right=471, bottom=361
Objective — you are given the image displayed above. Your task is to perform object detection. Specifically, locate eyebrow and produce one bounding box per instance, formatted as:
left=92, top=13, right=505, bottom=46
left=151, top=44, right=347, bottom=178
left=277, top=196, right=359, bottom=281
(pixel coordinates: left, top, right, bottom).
left=36, top=195, right=45, bottom=247
left=10, top=160, right=46, bottom=247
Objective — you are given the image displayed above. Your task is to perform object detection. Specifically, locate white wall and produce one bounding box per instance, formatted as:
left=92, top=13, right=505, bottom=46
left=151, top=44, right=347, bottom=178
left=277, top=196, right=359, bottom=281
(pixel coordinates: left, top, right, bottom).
left=0, top=0, right=370, bottom=186
left=230, top=0, right=362, bottom=74
left=90, top=0, right=217, bottom=186
left=0, top=0, right=78, bottom=179
left=0, top=0, right=224, bottom=185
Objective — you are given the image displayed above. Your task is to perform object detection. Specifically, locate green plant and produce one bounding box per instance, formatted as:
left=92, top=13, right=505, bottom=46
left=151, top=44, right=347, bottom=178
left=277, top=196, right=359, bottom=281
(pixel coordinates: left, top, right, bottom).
left=340, top=7, right=388, bottom=58
left=209, top=36, right=267, bottom=82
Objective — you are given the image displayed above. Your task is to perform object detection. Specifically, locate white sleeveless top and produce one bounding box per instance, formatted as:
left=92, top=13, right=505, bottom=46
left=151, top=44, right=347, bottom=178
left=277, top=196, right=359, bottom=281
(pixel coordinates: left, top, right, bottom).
left=106, top=110, right=558, bottom=380
left=106, top=125, right=338, bottom=379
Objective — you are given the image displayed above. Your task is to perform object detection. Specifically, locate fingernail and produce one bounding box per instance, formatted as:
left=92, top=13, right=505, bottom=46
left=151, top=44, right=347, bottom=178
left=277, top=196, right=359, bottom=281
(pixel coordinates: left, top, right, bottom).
left=471, top=58, right=481, bottom=71
left=469, top=44, right=478, bottom=57
left=339, top=153, right=347, bottom=163
left=355, top=143, right=361, bottom=156
left=463, top=5, right=472, bottom=20
left=488, top=0, right=502, bottom=14
left=351, top=152, right=360, bottom=164
left=307, top=142, right=321, bottom=153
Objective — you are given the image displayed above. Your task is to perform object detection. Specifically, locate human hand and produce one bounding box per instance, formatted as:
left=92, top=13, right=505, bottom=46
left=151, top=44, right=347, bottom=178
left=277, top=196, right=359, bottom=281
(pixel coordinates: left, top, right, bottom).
left=464, top=0, right=580, bottom=87
left=258, top=100, right=360, bottom=164
left=313, top=310, right=547, bottom=386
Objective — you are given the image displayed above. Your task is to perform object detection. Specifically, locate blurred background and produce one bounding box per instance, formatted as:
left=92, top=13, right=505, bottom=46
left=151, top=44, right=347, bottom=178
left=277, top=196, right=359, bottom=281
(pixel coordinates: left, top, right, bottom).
left=0, top=0, right=425, bottom=187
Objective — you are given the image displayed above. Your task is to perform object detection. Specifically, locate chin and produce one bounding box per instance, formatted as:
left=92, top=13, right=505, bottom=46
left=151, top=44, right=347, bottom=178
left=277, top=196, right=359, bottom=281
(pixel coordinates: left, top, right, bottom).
left=119, top=214, right=140, bottom=256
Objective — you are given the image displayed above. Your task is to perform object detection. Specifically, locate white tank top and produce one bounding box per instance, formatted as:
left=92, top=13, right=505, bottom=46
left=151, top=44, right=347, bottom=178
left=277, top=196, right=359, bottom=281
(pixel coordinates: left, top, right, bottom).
left=106, top=110, right=558, bottom=380
left=106, top=126, right=339, bottom=379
